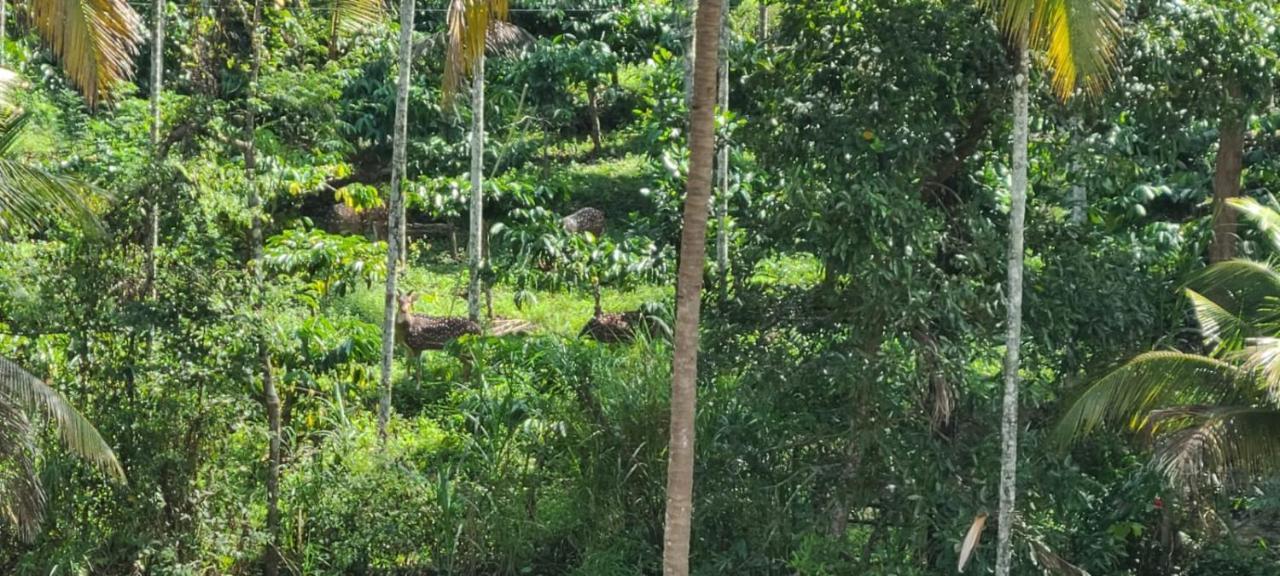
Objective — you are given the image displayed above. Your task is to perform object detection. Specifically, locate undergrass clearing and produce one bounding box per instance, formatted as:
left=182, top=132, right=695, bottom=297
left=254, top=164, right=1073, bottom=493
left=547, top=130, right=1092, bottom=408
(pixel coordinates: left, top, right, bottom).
left=332, top=260, right=670, bottom=337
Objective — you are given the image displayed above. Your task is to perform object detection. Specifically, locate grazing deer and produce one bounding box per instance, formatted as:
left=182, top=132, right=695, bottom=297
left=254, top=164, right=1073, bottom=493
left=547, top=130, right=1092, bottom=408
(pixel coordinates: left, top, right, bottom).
left=396, top=291, right=481, bottom=382
left=579, top=288, right=670, bottom=344
left=562, top=207, right=606, bottom=237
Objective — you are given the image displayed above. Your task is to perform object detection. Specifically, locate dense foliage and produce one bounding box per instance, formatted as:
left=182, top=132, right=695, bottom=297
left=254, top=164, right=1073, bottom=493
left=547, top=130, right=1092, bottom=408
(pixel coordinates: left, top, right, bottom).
left=0, top=0, right=1278, bottom=574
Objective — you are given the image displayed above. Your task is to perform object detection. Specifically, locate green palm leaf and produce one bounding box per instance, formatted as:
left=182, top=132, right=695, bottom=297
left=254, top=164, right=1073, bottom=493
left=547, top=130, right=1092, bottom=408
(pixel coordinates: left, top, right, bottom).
left=0, top=400, right=44, bottom=542
left=1186, top=288, right=1248, bottom=352
left=0, top=157, right=104, bottom=236
left=1228, top=196, right=1280, bottom=254
left=1186, top=260, right=1280, bottom=332
left=1056, top=351, right=1249, bottom=441
left=0, top=357, right=125, bottom=483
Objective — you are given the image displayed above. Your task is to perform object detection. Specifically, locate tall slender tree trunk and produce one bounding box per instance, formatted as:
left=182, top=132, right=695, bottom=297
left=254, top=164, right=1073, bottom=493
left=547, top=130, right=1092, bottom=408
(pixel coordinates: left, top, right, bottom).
left=994, top=38, right=1029, bottom=576
left=378, top=0, right=416, bottom=442
left=0, top=0, right=6, bottom=67
left=757, top=1, right=767, bottom=43
left=663, top=1, right=722, bottom=574
left=467, top=55, right=485, bottom=323
left=1210, top=108, right=1244, bottom=263
left=145, top=0, right=165, bottom=299
left=587, top=81, right=603, bottom=156
left=714, top=6, right=729, bottom=293
left=242, top=2, right=279, bottom=574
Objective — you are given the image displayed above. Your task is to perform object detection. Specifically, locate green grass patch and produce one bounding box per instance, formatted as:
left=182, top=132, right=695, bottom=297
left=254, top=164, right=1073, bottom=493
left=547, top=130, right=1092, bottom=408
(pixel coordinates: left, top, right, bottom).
left=332, top=261, right=670, bottom=337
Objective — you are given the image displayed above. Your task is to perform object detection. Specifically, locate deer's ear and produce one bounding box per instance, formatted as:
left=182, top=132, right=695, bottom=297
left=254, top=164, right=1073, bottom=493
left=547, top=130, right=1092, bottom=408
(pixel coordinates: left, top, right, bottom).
left=406, top=291, right=417, bottom=300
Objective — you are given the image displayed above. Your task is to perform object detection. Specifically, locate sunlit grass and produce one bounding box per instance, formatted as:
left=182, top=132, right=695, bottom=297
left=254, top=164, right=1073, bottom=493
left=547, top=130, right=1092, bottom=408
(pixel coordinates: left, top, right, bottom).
left=750, top=252, right=823, bottom=288
left=331, top=260, right=671, bottom=337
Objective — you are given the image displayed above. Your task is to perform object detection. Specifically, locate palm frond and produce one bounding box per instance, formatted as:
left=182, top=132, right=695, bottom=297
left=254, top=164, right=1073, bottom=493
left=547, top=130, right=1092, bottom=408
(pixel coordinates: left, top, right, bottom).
left=1147, top=406, right=1280, bottom=488
left=0, top=110, right=31, bottom=156
left=1029, top=538, right=1091, bottom=576
left=0, top=358, right=125, bottom=484
left=1228, top=196, right=1280, bottom=254
left=417, top=20, right=531, bottom=60
left=0, top=400, right=44, bottom=542
left=1186, top=260, right=1280, bottom=331
left=442, top=0, right=512, bottom=103
left=988, top=0, right=1035, bottom=49
left=1055, top=351, right=1250, bottom=442
left=323, top=0, right=385, bottom=34
left=29, top=0, right=144, bottom=107
left=0, top=158, right=104, bottom=236
left=1029, top=0, right=1123, bottom=98
left=1187, top=289, right=1248, bottom=353
left=1236, top=338, right=1280, bottom=403
left=988, top=0, right=1123, bottom=99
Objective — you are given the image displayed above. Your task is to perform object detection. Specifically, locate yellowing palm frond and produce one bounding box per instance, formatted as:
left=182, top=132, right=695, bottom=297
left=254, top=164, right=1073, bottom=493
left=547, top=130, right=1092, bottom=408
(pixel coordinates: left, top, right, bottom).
left=30, top=0, right=144, bottom=107
left=990, top=0, right=1124, bottom=99
left=1146, top=406, right=1280, bottom=487
left=323, top=0, right=385, bottom=35
left=443, top=0, right=510, bottom=103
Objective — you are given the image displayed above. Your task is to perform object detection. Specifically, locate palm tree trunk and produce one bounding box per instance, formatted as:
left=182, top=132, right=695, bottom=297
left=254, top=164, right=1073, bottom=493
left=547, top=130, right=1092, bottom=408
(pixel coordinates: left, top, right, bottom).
left=714, top=6, right=729, bottom=294
left=1210, top=109, right=1244, bottom=263
left=242, top=2, right=280, bottom=574
left=145, top=0, right=164, bottom=300
left=663, top=0, right=722, bottom=574
left=378, top=0, right=416, bottom=442
left=994, top=38, right=1029, bottom=576
left=467, top=54, right=485, bottom=324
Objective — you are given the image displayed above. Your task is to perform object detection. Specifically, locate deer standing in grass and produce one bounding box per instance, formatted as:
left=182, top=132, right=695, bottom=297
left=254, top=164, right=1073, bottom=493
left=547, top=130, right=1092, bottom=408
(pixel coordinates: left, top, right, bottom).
left=396, top=291, right=481, bottom=383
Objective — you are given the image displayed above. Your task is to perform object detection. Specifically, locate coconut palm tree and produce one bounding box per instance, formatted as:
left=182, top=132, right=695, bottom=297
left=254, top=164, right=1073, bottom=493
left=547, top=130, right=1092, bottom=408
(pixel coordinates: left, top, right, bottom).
left=443, top=0, right=507, bottom=324
left=0, top=101, right=123, bottom=542
left=987, top=1, right=1123, bottom=573
left=1059, top=197, right=1280, bottom=489
left=663, top=0, right=724, bottom=574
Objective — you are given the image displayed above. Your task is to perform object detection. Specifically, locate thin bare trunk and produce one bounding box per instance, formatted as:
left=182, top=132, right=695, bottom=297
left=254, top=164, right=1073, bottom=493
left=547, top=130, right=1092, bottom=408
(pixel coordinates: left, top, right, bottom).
left=757, top=1, right=766, bottom=43
left=588, top=81, right=603, bottom=155
left=995, top=39, right=1029, bottom=576
left=468, top=55, right=485, bottom=323
left=663, top=1, right=722, bottom=574
left=1210, top=110, right=1244, bottom=263
left=714, top=6, right=729, bottom=293
left=243, top=2, right=279, bottom=574
left=328, top=5, right=339, bottom=61
left=262, top=350, right=280, bottom=576
left=378, top=0, right=415, bottom=442
left=145, top=0, right=165, bottom=299
left=0, top=0, right=7, bottom=67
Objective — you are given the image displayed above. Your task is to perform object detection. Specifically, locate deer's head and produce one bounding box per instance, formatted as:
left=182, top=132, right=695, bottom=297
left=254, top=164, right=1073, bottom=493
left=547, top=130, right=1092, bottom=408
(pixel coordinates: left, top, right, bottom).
left=397, top=291, right=419, bottom=320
